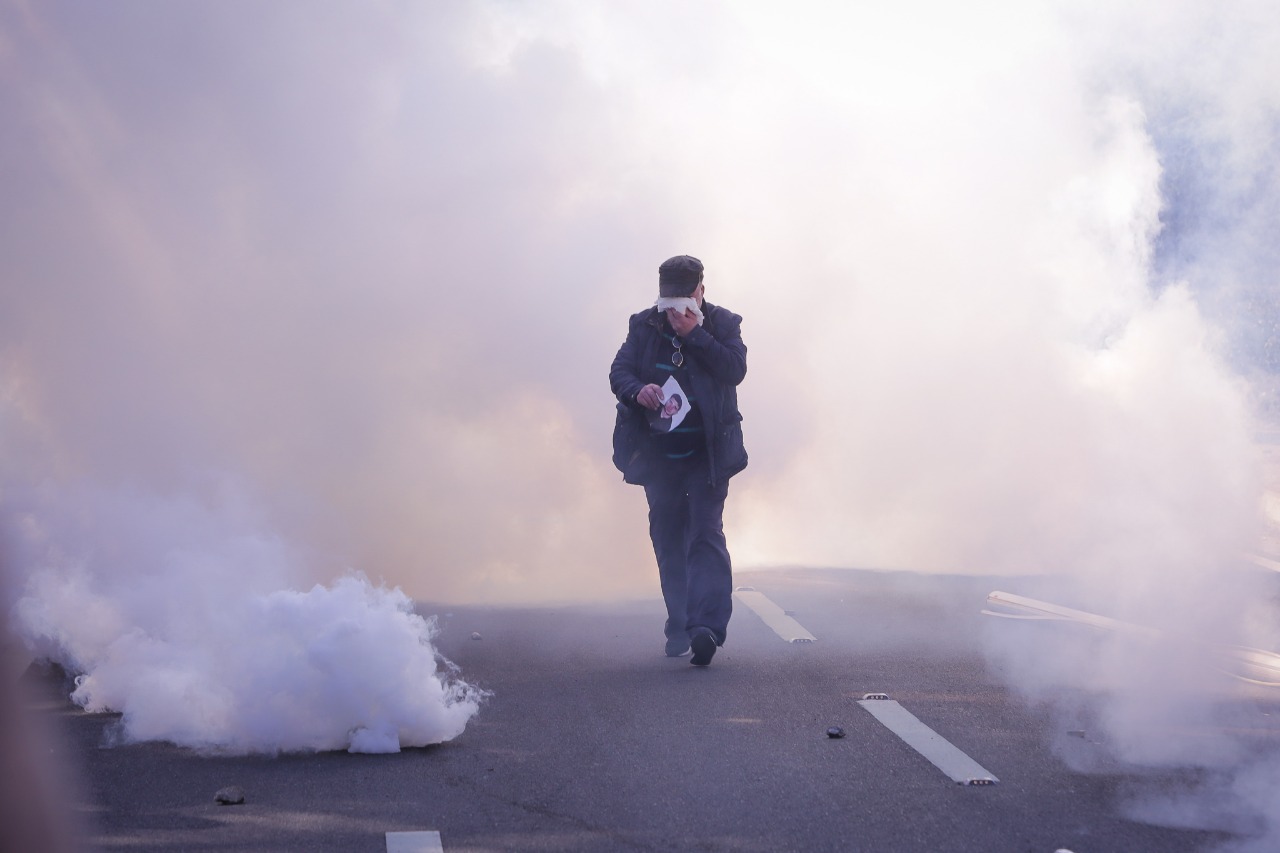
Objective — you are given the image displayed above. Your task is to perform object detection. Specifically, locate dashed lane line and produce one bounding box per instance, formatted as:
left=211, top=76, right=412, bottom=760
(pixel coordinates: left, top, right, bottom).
left=733, top=586, right=817, bottom=643
left=386, top=830, right=444, bottom=853
left=1246, top=553, right=1280, bottom=573
left=984, top=590, right=1280, bottom=687
left=857, top=695, right=998, bottom=786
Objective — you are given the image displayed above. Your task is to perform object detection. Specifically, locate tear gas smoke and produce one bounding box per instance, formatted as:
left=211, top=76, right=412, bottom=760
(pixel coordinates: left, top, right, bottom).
left=2, top=1, right=1279, bottom=831
left=6, top=484, right=483, bottom=753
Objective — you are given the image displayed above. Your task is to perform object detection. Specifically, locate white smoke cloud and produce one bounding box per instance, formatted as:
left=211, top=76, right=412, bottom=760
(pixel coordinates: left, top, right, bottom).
left=22, top=568, right=480, bottom=755
left=6, top=482, right=482, bottom=753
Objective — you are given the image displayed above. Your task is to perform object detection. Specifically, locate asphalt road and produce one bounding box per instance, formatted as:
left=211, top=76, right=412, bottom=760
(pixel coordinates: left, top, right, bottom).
left=24, top=567, right=1280, bottom=852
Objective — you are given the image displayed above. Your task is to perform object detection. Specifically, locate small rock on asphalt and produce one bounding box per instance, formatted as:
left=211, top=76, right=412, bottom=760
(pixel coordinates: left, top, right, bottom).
left=826, top=727, right=845, bottom=739
left=214, top=786, right=245, bottom=805
left=471, top=632, right=482, bottom=640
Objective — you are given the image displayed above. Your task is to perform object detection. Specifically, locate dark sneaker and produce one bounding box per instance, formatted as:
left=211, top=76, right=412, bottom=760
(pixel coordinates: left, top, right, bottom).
left=665, top=637, right=691, bottom=657
left=689, top=628, right=717, bottom=666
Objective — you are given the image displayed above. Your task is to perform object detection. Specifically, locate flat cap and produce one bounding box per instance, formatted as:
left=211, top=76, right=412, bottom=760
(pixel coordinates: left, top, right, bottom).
left=658, top=255, right=704, bottom=297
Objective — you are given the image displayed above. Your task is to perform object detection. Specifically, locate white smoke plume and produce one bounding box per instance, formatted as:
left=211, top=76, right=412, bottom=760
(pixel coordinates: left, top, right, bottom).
left=4, top=481, right=483, bottom=753
left=2, top=1, right=1280, bottom=828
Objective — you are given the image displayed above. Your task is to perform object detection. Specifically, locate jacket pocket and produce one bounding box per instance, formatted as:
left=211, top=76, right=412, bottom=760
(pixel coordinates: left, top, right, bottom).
left=715, top=420, right=748, bottom=479
left=612, top=402, right=649, bottom=481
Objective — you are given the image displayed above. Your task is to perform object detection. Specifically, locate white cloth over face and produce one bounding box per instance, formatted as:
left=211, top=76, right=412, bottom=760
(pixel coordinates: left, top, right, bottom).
left=654, top=296, right=704, bottom=326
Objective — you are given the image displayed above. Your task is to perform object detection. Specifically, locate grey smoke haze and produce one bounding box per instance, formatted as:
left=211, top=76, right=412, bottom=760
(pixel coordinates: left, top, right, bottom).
left=2, top=0, right=1280, bottom=829
left=4, top=0, right=1274, bottom=596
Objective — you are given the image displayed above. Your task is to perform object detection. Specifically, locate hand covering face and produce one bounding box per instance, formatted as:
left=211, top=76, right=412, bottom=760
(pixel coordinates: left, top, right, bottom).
left=654, top=296, right=704, bottom=326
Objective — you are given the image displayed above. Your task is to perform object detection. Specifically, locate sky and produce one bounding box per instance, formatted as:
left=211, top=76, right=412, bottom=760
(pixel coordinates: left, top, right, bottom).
left=2, top=0, right=1280, bottom=799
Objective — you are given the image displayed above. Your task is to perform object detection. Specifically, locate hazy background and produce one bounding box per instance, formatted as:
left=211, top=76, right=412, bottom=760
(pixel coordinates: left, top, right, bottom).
left=3, top=0, right=1275, bottom=602
left=2, top=0, right=1279, bottom=822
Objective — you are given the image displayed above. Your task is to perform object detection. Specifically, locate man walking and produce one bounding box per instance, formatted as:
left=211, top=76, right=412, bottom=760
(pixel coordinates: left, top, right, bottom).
left=609, top=255, right=748, bottom=666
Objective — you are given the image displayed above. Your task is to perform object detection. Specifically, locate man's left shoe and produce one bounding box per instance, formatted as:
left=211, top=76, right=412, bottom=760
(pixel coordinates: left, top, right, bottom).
left=665, top=637, right=691, bottom=657
left=689, top=627, right=718, bottom=666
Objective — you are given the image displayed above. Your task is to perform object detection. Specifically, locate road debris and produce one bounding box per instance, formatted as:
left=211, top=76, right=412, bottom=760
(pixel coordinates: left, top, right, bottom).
left=214, top=786, right=245, bottom=805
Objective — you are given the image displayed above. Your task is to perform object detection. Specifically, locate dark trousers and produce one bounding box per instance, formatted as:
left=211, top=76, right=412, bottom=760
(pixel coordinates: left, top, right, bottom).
left=643, top=455, right=733, bottom=645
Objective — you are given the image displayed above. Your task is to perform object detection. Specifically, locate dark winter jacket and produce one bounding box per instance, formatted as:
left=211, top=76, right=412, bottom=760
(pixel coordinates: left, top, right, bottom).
left=609, top=301, right=748, bottom=487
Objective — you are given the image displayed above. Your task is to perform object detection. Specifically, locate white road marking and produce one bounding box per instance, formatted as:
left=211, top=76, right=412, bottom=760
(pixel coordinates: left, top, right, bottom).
left=983, top=591, right=1280, bottom=686
left=983, top=590, right=1158, bottom=637
left=1246, top=553, right=1280, bottom=573
left=733, top=587, right=816, bottom=643
left=857, top=697, right=998, bottom=786
left=386, top=830, right=444, bottom=853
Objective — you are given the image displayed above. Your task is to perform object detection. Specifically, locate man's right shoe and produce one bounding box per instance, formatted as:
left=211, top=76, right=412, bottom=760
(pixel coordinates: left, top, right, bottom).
left=689, top=628, right=717, bottom=666
left=665, top=637, right=691, bottom=657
